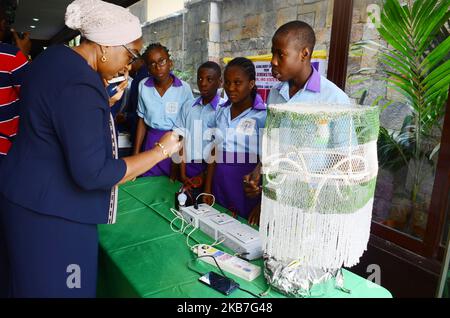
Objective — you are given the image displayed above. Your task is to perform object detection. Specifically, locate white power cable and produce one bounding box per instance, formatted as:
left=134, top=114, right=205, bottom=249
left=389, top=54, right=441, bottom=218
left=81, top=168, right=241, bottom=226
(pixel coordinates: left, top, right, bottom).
left=196, top=192, right=216, bottom=207
left=169, top=193, right=223, bottom=251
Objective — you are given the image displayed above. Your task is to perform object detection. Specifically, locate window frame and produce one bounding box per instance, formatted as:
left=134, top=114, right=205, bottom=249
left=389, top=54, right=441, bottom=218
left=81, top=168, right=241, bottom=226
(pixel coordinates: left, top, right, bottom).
left=327, top=0, right=449, bottom=261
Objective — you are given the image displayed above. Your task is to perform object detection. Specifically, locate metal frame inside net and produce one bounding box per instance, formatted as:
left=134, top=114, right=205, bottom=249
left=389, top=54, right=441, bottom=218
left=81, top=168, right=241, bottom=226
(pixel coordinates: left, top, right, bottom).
left=260, top=103, right=379, bottom=296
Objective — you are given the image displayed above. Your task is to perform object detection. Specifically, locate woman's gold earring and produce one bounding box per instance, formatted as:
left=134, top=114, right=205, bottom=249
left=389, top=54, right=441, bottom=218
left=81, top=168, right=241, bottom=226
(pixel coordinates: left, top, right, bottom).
left=101, top=55, right=107, bottom=63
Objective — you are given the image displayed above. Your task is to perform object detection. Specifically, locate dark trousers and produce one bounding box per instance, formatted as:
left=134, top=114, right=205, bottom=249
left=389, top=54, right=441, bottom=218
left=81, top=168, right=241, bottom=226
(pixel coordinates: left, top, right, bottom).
left=0, top=195, right=99, bottom=298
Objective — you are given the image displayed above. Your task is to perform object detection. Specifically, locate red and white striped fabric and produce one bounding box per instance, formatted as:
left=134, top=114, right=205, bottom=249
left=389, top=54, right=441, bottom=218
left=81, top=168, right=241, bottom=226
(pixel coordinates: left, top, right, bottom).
left=0, top=43, right=29, bottom=156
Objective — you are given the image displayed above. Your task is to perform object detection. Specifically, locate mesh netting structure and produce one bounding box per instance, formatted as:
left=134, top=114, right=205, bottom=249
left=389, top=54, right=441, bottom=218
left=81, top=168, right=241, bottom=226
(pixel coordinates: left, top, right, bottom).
left=260, top=103, right=379, bottom=296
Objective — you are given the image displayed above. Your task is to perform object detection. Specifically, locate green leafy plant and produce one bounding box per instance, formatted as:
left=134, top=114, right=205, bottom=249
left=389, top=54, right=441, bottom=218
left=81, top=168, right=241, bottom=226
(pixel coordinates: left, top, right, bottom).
left=172, top=69, right=193, bottom=82
left=350, top=0, right=450, bottom=233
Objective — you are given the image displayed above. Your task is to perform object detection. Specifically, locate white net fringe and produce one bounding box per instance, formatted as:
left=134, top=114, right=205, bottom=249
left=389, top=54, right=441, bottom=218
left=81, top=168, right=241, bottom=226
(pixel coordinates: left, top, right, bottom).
left=260, top=103, right=379, bottom=273
left=260, top=197, right=373, bottom=268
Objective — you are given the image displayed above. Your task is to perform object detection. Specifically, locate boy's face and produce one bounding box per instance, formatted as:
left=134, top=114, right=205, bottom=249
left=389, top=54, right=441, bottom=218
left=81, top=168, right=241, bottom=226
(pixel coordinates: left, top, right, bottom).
left=224, top=66, right=255, bottom=105
left=146, top=47, right=172, bottom=81
left=271, top=33, right=310, bottom=82
left=197, top=67, right=221, bottom=100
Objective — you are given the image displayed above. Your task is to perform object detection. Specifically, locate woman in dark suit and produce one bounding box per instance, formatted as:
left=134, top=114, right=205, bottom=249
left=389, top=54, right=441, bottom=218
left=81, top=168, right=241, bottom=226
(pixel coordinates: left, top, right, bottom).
left=0, top=0, right=181, bottom=297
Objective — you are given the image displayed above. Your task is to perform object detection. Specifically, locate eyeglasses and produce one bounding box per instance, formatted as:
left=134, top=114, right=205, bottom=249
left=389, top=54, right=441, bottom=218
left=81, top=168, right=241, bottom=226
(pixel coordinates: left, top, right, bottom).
left=149, top=58, right=168, bottom=69
left=122, top=45, right=141, bottom=65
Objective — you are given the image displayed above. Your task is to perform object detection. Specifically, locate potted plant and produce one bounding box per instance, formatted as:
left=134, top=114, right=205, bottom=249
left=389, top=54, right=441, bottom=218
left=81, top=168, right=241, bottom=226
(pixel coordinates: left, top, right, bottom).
left=349, top=0, right=450, bottom=237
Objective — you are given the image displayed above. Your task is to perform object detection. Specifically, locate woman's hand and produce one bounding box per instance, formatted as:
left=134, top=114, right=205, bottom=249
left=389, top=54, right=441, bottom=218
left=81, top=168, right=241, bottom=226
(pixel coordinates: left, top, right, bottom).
left=157, top=131, right=183, bottom=158
left=119, top=132, right=182, bottom=185
left=108, top=79, right=129, bottom=106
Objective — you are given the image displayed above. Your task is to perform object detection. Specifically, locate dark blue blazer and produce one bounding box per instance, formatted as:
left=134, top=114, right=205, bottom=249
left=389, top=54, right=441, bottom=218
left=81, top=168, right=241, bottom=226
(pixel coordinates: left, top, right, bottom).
left=0, top=45, right=126, bottom=224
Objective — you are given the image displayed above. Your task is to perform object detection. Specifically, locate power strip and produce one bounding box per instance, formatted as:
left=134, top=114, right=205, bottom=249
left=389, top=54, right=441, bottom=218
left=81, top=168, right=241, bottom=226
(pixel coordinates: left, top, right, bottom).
left=199, top=212, right=238, bottom=240
left=195, top=244, right=261, bottom=282
left=180, top=203, right=219, bottom=228
left=179, top=204, right=263, bottom=260
left=218, top=224, right=262, bottom=260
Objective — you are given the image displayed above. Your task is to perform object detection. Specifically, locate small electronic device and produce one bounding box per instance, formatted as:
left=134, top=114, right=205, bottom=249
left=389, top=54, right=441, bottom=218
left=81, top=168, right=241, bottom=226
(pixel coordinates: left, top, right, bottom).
left=108, top=75, right=127, bottom=84
left=107, top=76, right=127, bottom=97
left=198, top=271, right=239, bottom=296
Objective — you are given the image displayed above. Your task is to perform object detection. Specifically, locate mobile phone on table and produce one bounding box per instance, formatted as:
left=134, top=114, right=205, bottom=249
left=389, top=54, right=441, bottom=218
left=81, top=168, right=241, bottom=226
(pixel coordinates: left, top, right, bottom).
left=198, top=271, right=239, bottom=296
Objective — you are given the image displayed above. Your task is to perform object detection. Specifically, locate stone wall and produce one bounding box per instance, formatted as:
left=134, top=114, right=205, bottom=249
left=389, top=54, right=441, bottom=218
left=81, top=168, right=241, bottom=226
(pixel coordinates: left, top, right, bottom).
left=141, top=0, right=335, bottom=86
left=139, top=0, right=407, bottom=130
left=129, top=0, right=148, bottom=25
left=221, top=0, right=333, bottom=60
left=183, top=1, right=211, bottom=80
left=141, top=13, right=185, bottom=73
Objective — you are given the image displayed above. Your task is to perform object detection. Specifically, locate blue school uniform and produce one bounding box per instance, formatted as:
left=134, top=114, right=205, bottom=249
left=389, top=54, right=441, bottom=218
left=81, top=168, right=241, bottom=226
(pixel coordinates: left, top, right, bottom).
left=137, top=74, right=193, bottom=176
left=267, top=66, right=355, bottom=172
left=175, top=93, right=225, bottom=178
left=267, top=66, right=351, bottom=105
left=209, top=94, right=267, bottom=219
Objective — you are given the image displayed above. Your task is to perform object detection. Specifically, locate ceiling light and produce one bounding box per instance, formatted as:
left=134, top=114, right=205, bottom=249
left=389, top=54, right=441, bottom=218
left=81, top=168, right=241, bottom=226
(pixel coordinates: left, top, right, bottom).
left=32, top=18, right=39, bottom=22
left=30, top=25, right=36, bottom=29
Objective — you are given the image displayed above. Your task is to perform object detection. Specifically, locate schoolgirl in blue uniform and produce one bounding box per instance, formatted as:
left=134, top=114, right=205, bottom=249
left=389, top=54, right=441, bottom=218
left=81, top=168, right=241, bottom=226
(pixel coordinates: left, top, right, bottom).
left=204, top=57, right=267, bottom=219
left=133, top=43, right=193, bottom=177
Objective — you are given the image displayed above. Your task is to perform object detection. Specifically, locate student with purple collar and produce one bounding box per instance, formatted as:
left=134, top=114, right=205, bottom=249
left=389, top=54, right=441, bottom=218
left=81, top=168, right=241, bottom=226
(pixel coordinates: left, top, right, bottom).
left=243, top=21, right=352, bottom=225
left=133, top=43, right=193, bottom=177
left=175, top=61, right=225, bottom=184
left=204, top=57, right=267, bottom=220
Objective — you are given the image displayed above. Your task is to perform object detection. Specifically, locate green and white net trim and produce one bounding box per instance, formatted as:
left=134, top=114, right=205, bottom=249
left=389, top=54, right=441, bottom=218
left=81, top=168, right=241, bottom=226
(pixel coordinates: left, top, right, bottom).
left=260, top=103, right=379, bottom=269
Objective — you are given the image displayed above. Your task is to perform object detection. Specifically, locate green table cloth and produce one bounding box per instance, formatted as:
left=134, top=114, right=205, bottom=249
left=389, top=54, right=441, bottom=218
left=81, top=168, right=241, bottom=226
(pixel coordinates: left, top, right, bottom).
left=97, top=176, right=392, bottom=298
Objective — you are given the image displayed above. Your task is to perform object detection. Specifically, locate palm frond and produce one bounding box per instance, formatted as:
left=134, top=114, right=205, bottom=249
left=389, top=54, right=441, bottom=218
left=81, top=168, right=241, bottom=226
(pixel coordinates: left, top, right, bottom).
left=349, top=0, right=450, bottom=185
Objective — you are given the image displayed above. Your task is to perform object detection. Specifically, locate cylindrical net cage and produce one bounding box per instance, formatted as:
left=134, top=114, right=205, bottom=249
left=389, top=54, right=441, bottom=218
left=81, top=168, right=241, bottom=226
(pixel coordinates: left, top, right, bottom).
left=260, top=103, right=379, bottom=297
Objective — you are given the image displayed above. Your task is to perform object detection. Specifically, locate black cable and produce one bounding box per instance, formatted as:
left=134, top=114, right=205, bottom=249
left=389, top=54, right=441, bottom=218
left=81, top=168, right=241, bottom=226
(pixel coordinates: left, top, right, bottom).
left=196, top=255, right=227, bottom=278
left=238, top=286, right=261, bottom=298
left=235, top=252, right=250, bottom=260
left=187, top=259, right=206, bottom=277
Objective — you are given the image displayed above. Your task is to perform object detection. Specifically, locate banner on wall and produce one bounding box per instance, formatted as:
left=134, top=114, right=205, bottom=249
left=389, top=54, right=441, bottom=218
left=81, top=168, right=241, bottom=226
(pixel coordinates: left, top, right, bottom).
left=223, top=50, right=327, bottom=102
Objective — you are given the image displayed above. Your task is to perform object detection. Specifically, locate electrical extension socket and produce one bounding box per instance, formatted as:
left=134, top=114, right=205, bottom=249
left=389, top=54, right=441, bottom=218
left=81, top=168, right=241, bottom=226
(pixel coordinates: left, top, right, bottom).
left=198, top=212, right=239, bottom=240
left=195, top=244, right=261, bottom=282
left=180, top=203, right=219, bottom=228
left=178, top=203, right=263, bottom=261
left=217, top=224, right=263, bottom=260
